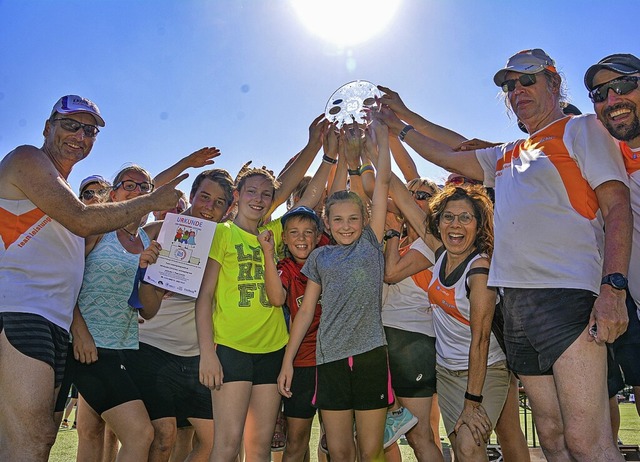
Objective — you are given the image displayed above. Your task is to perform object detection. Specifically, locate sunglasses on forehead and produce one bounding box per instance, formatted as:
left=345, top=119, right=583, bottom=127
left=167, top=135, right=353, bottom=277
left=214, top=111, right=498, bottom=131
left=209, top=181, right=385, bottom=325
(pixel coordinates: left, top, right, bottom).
left=500, top=74, right=537, bottom=93
left=446, top=176, right=482, bottom=186
left=589, top=76, right=640, bottom=103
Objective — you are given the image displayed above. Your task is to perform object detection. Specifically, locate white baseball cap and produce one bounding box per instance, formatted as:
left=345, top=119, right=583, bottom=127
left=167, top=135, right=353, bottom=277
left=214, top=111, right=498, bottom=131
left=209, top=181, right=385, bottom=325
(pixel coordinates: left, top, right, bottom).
left=50, top=95, right=105, bottom=127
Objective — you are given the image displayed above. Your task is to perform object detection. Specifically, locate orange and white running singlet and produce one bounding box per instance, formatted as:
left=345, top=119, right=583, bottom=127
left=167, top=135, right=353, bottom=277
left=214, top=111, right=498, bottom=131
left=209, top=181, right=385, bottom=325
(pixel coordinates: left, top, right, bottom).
left=0, top=198, right=84, bottom=331
left=475, top=115, right=628, bottom=293
left=427, top=251, right=505, bottom=370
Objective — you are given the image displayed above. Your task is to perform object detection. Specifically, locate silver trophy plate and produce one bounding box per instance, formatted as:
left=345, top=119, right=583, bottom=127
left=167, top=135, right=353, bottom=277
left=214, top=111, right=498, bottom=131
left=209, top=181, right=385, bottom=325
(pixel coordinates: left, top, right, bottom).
left=324, top=80, right=381, bottom=127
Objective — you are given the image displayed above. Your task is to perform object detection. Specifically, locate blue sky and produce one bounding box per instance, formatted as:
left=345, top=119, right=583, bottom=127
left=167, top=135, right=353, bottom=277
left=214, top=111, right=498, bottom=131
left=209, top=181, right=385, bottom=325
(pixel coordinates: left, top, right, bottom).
left=1, top=0, right=637, bottom=199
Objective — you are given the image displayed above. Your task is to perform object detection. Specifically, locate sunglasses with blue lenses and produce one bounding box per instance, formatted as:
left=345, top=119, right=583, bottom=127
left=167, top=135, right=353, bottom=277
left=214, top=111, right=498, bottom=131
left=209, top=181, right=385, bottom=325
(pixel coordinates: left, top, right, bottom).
left=589, top=76, right=640, bottom=103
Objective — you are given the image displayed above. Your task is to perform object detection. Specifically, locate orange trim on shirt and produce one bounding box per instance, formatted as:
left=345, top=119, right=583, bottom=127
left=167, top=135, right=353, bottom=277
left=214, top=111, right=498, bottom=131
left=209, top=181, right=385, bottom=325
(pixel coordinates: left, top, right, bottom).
left=620, top=142, right=640, bottom=175
left=0, top=207, right=46, bottom=250
left=526, top=118, right=598, bottom=220
left=428, top=281, right=470, bottom=326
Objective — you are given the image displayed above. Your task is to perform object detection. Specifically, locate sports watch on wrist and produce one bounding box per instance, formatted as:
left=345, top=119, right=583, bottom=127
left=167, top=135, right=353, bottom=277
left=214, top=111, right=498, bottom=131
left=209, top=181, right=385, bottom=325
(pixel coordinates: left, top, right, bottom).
left=601, top=273, right=628, bottom=290
left=383, top=229, right=401, bottom=241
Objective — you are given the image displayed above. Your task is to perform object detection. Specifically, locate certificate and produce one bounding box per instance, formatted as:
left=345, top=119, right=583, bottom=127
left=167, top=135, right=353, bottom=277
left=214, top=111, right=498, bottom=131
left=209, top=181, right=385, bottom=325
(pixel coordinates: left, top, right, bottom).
left=144, top=213, right=217, bottom=297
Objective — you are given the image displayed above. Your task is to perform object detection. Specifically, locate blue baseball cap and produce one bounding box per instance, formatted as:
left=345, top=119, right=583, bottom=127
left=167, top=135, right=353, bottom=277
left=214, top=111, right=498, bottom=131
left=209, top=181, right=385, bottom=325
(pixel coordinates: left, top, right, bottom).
left=280, top=205, right=322, bottom=229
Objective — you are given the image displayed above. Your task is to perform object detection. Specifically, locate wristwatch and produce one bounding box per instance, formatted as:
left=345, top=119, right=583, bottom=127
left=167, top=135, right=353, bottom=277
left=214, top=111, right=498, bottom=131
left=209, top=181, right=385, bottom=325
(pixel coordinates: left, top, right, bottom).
left=383, top=229, right=401, bottom=241
left=601, top=273, right=628, bottom=290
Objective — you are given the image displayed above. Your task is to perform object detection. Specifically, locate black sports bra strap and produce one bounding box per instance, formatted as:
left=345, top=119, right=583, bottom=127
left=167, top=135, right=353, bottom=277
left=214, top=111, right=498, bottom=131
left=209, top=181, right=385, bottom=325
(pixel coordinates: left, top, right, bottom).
left=465, top=267, right=489, bottom=299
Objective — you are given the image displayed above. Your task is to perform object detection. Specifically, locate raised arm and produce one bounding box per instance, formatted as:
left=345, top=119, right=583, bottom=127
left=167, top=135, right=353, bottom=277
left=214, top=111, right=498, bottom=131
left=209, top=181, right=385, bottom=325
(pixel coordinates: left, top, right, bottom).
left=364, top=135, right=441, bottom=253
left=368, top=120, right=391, bottom=241
left=269, top=114, right=327, bottom=215
left=383, top=210, right=433, bottom=283
left=0, top=146, right=186, bottom=237
left=378, top=85, right=468, bottom=148
left=374, top=106, right=484, bottom=181
left=295, top=124, right=337, bottom=210
left=153, top=147, right=220, bottom=187
left=341, top=123, right=370, bottom=202
left=390, top=136, right=419, bottom=181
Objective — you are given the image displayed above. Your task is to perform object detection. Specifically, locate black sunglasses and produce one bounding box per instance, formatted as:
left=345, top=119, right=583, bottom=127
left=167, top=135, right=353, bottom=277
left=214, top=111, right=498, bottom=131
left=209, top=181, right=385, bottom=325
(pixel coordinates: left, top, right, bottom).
left=589, top=76, right=640, bottom=103
left=500, top=74, right=537, bottom=93
left=53, top=118, right=100, bottom=137
left=410, top=190, right=432, bottom=200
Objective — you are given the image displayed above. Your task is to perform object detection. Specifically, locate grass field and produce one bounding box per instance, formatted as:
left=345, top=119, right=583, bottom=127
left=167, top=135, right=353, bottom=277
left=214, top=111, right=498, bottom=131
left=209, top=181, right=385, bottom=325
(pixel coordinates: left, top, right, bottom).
left=50, top=403, right=640, bottom=461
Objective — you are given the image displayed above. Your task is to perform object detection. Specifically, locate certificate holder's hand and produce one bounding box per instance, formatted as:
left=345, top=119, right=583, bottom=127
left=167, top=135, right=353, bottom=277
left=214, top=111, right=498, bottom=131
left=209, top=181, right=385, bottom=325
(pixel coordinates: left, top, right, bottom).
left=139, top=240, right=162, bottom=268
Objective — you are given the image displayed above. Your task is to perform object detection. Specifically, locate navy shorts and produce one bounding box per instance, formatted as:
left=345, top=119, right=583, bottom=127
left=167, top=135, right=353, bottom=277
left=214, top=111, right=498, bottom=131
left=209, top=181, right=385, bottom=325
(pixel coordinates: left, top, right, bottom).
left=502, top=288, right=594, bottom=376
left=315, top=346, right=392, bottom=411
left=608, top=292, right=640, bottom=395
left=125, top=343, right=213, bottom=422
left=216, top=344, right=284, bottom=384
left=385, top=327, right=437, bottom=398
left=0, top=312, right=69, bottom=387
left=283, top=365, right=317, bottom=419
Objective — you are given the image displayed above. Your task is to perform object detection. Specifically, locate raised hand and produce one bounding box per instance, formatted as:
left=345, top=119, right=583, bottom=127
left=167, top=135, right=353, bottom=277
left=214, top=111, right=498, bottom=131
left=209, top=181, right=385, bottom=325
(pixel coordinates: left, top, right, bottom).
left=257, top=229, right=275, bottom=255
left=183, top=147, right=221, bottom=168
left=377, top=85, right=410, bottom=115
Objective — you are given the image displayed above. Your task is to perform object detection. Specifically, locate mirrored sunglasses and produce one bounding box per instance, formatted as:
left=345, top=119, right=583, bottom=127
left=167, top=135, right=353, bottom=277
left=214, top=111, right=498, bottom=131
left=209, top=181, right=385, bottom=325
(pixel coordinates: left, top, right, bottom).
left=589, top=76, right=640, bottom=103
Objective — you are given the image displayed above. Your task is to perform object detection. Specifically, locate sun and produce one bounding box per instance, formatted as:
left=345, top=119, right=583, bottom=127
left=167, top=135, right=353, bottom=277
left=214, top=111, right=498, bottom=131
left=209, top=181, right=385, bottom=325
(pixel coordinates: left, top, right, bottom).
left=290, top=0, right=402, bottom=47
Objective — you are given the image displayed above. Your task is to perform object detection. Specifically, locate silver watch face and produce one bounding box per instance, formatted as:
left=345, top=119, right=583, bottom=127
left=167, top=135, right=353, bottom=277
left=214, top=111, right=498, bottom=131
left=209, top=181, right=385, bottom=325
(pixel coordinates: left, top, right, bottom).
left=324, top=80, right=381, bottom=128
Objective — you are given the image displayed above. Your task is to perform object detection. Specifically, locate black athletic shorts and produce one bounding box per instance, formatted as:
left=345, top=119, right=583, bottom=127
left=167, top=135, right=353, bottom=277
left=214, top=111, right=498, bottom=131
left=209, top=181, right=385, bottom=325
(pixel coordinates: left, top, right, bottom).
left=283, top=365, right=317, bottom=419
left=125, top=343, right=213, bottom=422
left=72, top=348, right=142, bottom=415
left=315, top=346, right=392, bottom=411
left=385, top=327, right=437, bottom=398
left=215, top=344, right=284, bottom=384
left=502, top=288, right=594, bottom=375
